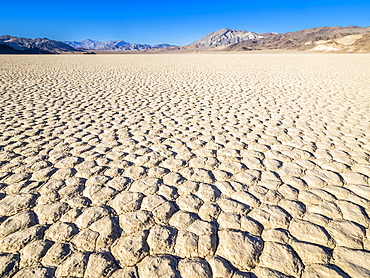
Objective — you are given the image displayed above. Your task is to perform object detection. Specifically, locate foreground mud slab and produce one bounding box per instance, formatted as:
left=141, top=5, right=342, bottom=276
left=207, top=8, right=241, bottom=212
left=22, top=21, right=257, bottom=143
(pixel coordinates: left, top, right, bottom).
left=0, top=54, right=369, bottom=278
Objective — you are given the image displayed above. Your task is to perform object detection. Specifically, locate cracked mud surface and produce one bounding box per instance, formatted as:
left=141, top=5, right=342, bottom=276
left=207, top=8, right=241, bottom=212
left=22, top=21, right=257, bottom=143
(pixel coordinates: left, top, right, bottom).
left=0, top=54, right=369, bottom=278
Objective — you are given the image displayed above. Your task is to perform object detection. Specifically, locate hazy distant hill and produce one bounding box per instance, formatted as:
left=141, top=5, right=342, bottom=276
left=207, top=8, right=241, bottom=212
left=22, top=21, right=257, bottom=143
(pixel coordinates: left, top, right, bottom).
left=65, top=39, right=176, bottom=51
left=0, top=35, right=76, bottom=53
left=190, top=28, right=271, bottom=48
left=226, top=26, right=370, bottom=52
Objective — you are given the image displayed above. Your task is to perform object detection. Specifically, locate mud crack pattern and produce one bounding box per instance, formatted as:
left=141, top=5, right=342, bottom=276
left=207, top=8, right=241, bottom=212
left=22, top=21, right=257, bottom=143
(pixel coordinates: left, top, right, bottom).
left=0, top=54, right=369, bottom=278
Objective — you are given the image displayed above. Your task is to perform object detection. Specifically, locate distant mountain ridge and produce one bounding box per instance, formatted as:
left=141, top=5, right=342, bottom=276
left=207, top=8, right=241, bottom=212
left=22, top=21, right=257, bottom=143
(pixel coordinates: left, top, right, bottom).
left=65, top=39, right=130, bottom=50
left=0, top=35, right=76, bottom=53
left=64, top=39, right=176, bottom=51
left=190, top=28, right=271, bottom=48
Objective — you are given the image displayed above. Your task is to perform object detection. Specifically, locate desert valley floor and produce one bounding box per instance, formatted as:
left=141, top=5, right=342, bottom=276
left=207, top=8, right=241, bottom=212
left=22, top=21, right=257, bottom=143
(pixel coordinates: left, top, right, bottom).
left=0, top=53, right=369, bottom=278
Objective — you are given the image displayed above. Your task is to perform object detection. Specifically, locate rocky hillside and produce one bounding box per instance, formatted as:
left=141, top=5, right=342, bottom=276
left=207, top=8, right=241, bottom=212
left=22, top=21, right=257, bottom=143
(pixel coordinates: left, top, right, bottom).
left=226, top=26, right=370, bottom=52
left=0, top=35, right=76, bottom=53
left=65, top=39, right=175, bottom=51
left=309, top=32, right=370, bottom=52
left=190, top=28, right=268, bottom=48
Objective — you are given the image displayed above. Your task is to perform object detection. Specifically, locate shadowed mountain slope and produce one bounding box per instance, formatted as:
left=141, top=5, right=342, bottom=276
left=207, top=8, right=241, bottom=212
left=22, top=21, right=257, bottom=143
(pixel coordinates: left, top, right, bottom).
left=0, top=44, right=55, bottom=54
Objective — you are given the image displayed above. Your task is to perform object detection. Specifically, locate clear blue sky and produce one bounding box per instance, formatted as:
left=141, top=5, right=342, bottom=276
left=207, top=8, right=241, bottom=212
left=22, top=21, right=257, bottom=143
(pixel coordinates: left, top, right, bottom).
left=1, top=0, right=369, bottom=45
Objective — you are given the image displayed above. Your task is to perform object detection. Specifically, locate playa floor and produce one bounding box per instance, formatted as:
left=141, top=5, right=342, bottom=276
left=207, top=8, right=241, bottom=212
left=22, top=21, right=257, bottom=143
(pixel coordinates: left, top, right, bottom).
left=0, top=54, right=369, bottom=277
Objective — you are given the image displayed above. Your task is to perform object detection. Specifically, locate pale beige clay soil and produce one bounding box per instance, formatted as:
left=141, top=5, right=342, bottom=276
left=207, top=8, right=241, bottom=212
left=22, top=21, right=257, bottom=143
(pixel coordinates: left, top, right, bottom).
left=0, top=54, right=369, bottom=278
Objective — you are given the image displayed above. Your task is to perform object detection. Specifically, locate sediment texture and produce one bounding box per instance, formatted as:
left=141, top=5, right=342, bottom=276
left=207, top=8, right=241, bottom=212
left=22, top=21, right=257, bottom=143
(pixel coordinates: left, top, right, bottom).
left=0, top=54, right=369, bottom=277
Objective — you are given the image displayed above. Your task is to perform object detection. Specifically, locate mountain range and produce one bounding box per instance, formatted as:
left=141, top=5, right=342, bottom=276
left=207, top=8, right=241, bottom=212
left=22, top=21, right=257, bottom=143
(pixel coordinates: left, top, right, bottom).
left=64, top=39, right=176, bottom=51
left=1, top=26, right=369, bottom=54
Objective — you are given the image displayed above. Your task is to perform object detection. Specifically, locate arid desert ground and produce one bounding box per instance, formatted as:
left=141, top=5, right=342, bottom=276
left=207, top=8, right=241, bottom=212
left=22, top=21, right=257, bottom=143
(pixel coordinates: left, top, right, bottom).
left=0, top=54, right=369, bottom=278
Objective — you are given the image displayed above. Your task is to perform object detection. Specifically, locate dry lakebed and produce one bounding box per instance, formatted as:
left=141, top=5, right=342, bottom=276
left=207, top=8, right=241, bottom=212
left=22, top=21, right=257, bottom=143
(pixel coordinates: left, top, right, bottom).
left=0, top=53, right=369, bottom=277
